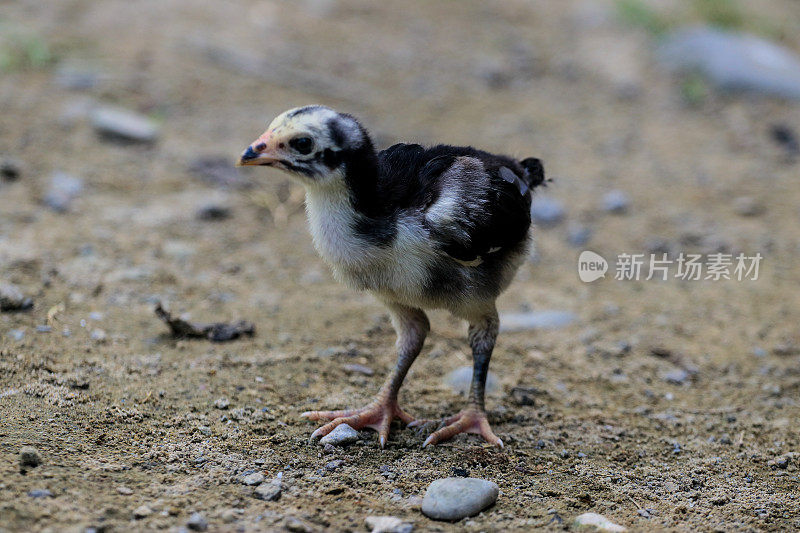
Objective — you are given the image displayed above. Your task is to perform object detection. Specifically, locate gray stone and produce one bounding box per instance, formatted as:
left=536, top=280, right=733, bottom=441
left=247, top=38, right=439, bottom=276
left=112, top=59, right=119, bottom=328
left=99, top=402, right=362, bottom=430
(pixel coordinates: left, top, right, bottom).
left=365, top=515, right=413, bottom=533
left=254, top=481, right=281, bottom=501
left=530, top=196, right=565, bottom=227
left=8, top=329, right=25, bottom=341
left=573, top=512, right=626, bottom=531
left=732, top=196, right=764, bottom=217
left=421, top=477, right=499, bottom=521
left=343, top=363, right=374, bottom=376
left=19, top=446, right=41, bottom=467
left=658, top=27, right=800, bottom=100
left=319, top=423, right=359, bottom=446
left=663, top=369, right=689, bottom=385
left=90, top=329, right=107, bottom=342
left=0, top=283, right=33, bottom=311
left=133, top=505, right=153, bottom=519
left=91, top=106, right=160, bottom=143
left=214, top=397, right=230, bottom=409
left=500, top=310, right=577, bottom=332
left=28, top=489, right=52, bottom=499
left=325, top=459, right=344, bottom=470
left=445, top=366, right=499, bottom=396
left=43, top=172, right=84, bottom=213
left=601, top=190, right=630, bottom=214
left=187, top=512, right=208, bottom=531
left=242, top=472, right=264, bottom=486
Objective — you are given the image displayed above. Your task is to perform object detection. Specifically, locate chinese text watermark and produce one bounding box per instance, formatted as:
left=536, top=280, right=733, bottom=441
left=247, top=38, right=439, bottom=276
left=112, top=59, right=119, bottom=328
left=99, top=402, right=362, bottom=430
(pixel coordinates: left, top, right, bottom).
left=578, top=251, right=762, bottom=282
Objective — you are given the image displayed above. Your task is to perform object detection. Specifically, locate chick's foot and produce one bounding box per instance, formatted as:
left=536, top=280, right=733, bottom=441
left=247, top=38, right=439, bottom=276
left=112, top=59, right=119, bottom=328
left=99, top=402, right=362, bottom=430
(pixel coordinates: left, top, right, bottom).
left=411, top=407, right=503, bottom=448
left=301, top=395, right=414, bottom=448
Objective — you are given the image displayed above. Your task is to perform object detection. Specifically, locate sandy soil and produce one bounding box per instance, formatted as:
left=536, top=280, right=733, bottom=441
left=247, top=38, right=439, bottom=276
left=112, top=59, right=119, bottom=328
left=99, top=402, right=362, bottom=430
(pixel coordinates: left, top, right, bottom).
left=2, top=0, right=800, bottom=531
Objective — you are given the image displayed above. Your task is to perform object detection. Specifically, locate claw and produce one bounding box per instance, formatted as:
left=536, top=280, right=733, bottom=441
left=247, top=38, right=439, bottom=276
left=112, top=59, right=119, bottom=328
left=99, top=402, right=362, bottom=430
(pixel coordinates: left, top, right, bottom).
left=420, top=408, right=503, bottom=448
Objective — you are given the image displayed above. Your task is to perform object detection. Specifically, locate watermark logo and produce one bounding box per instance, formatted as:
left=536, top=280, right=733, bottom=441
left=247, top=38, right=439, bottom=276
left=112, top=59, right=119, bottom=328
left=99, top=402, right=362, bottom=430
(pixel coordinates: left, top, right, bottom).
left=579, top=251, right=763, bottom=282
left=578, top=250, right=608, bottom=282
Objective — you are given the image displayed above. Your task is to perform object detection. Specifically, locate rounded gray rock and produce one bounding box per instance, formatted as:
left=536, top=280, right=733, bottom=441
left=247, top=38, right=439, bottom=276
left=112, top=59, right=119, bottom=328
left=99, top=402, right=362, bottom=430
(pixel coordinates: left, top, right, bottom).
left=19, top=446, right=41, bottom=467
left=319, top=423, right=358, bottom=446
left=421, top=477, right=499, bottom=521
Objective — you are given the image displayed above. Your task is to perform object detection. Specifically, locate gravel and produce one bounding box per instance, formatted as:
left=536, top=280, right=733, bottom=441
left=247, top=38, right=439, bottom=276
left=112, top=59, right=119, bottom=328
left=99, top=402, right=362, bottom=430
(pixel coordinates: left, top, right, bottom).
left=19, top=446, right=41, bottom=467
left=319, top=423, right=359, bottom=446
left=421, top=477, right=499, bottom=521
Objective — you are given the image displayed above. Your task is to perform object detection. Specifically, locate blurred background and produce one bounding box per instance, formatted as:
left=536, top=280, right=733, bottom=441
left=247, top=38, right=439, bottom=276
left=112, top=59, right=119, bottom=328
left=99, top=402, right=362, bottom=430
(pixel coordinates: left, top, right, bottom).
left=2, top=0, right=800, bottom=531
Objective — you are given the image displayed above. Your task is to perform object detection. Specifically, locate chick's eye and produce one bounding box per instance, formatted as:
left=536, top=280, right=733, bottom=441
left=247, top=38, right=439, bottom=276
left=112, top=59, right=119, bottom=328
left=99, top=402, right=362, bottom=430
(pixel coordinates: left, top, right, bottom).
left=289, top=136, right=314, bottom=155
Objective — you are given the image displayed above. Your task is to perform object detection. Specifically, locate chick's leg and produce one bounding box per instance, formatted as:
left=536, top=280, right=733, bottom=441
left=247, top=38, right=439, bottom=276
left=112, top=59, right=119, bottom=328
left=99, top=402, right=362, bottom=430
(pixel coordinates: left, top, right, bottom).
left=420, top=310, right=503, bottom=448
left=302, top=303, right=429, bottom=448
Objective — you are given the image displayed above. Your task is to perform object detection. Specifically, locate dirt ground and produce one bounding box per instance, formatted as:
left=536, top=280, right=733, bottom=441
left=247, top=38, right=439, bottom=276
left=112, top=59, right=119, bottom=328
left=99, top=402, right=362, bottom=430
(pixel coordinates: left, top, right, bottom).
left=2, top=0, right=800, bottom=531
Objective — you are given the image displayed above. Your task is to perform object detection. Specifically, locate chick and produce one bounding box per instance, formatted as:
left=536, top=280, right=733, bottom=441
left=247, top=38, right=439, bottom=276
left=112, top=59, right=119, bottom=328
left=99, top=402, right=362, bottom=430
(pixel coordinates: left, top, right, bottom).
left=239, top=105, right=544, bottom=448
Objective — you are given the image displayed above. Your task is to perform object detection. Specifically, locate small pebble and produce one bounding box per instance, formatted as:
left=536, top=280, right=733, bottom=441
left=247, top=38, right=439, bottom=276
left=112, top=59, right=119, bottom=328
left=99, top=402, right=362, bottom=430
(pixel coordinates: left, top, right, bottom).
left=36, top=325, right=52, bottom=333
left=343, top=363, right=374, bottom=376
left=573, top=512, right=626, bottom=531
left=499, top=310, right=576, bottom=332
left=43, top=172, right=84, bottom=213
left=732, top=196, right=765, bottom=217
left=254, top=481, right=282, bottom=501
left=663, top=369, right=689, bottom=385
left=601, top=190, right=631, bottom=214
left=421, top=477, right=499, bottom=521
left=28, top=489, right=53, bottom=499
left=90, top=329, right=107, bottom=342
left=117, top=486, right=133, bottom=495
left=214, top=397, right=230, bottom=409
left=187, top=512, right=208, bottom=531
left=91, top=105, right=160, bottom=143
left=197, top=425, right=212, bottom=436
left=0, top=158, right=21, bottom=181
left=133, top=505, right=153, bottom=519
left=0, top=283, right=33, bottom=311
left=19, top=446, right=41, bottom=467
left=242, top=472, right=264, bottom=486
left=319, top=423, right=359, bottom=446
left=283, top=516, right=312, bottom=532
left=365, top=515, right=413, bottom=533
left=8, top=329, right=25, bottom=341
